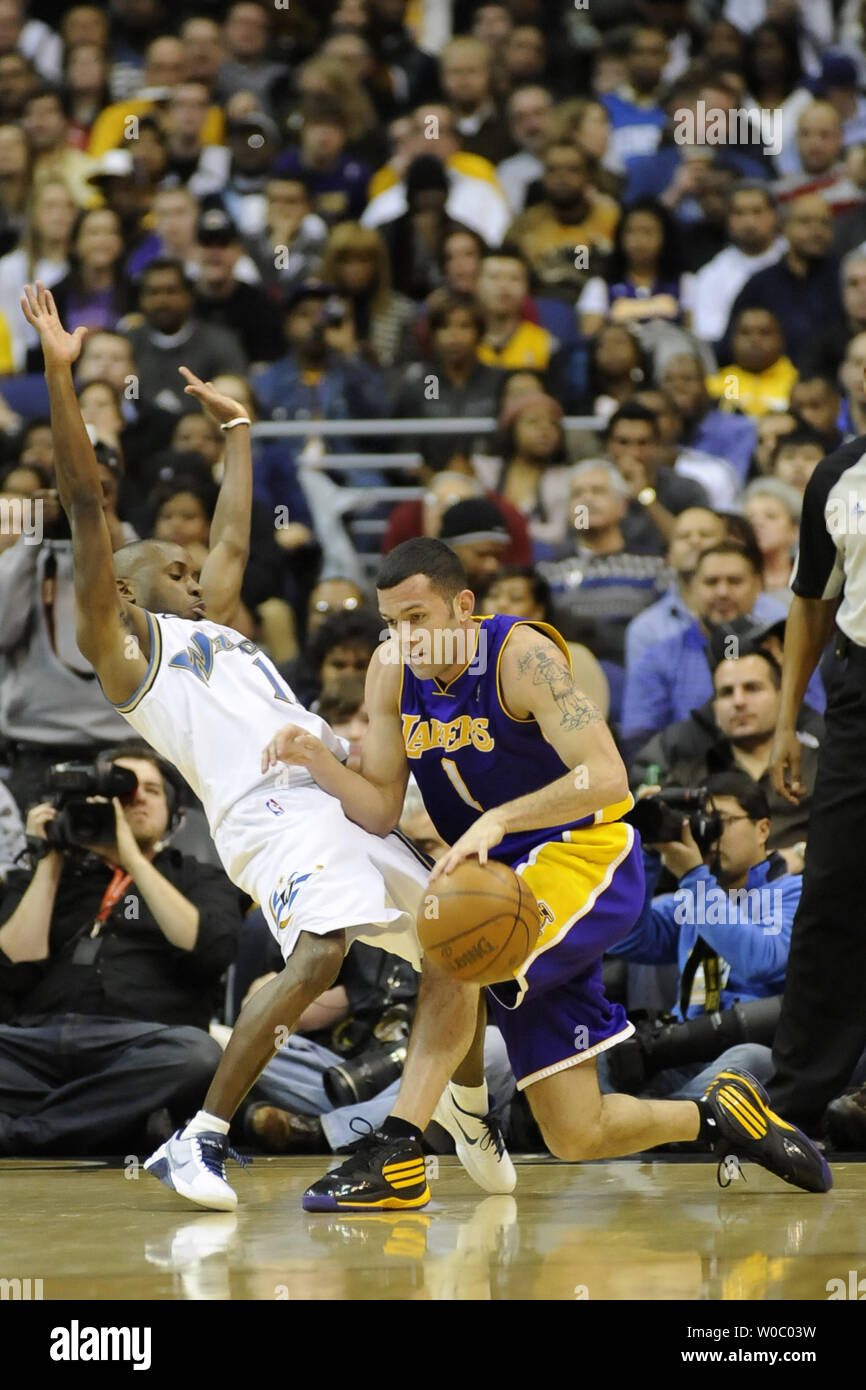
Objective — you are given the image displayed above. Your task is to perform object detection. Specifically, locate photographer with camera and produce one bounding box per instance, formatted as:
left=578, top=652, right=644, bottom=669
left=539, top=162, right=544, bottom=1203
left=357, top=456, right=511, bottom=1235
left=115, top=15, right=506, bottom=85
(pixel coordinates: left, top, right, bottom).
left=0, top=745, right=243, bottom=1155
left=603, top=771, right=802, bottom=1102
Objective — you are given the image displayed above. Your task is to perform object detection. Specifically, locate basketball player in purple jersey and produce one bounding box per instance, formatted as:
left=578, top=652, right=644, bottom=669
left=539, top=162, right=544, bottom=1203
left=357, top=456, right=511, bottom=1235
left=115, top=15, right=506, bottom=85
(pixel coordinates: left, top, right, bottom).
left=263, top=539, right=831, bottom=1209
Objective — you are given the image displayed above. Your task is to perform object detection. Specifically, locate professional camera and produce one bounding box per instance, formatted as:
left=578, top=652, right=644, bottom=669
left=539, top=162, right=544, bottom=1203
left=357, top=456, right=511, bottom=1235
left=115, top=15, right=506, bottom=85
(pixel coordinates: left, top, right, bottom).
left=43, top=760, right=138, bottom=851
left=323, top=1002, right=413, bottom=1107
left=606, top=995, right=783, bottom=1093
left=626, top=786, right=723, bottom=855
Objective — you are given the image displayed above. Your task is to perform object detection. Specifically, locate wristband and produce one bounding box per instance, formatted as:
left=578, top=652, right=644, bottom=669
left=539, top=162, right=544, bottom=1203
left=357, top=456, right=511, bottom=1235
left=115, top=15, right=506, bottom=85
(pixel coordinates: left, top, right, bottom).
left=220, top=416, right=251, bottom=432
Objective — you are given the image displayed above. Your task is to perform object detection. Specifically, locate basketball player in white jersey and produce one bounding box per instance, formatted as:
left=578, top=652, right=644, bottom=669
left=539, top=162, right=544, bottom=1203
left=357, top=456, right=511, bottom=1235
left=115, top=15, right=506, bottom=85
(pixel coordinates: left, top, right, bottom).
left=21, top=282, right=514, bottom=1210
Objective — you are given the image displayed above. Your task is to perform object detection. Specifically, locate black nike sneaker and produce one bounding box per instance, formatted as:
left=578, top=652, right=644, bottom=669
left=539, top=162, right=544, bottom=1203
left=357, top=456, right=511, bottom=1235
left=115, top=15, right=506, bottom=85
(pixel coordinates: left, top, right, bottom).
left=703, top=1067, right=832, bottom=1194
left=302, top=1130, right=431, bottom=1212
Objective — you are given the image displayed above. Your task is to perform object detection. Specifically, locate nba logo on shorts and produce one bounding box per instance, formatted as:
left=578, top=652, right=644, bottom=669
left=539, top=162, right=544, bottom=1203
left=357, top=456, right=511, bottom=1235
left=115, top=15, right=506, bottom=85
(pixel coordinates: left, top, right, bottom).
left=266, top=797, right=285, bottom=816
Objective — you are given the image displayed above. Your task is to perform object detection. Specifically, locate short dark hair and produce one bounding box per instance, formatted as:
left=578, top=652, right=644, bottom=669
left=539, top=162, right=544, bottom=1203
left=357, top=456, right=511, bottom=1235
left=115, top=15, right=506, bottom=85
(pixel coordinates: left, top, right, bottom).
left=377, top=537, right=468, bottom=601
left=149, top=472, right=219, bottom=523
left=604, top=400, right=660, bottom=440
left=694, top=540, right=761, bottom=577
left=712, top=644, right=782, bottom=689
left=308, top=608, right=384, bottom=671
left=317, top=674, right=366, bottom=725
left=479, top=243, right=530, bottom=274
left=727, top=179, right=776, bottom=213
left=772, top=426, right=827, bottom=461
left=705, top=770, right=771, bottom=823
left=23, top=82, right=70, bottom=118
left=718, top=512, right=764, bottom=575
left=426, top=287, right=485, bottom=337
left=791, top=373, right=839, bottom=397
left=100, top=739, right=182, bottom=822
left=139, top=256, right=193, bottom=293
left=483, top=564, right=554, bottom=622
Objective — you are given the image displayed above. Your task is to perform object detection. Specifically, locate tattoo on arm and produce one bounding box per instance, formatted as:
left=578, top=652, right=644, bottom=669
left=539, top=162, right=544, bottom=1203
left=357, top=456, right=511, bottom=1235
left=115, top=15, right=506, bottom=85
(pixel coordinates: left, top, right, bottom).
left=517, top=645, right=602, bottom=730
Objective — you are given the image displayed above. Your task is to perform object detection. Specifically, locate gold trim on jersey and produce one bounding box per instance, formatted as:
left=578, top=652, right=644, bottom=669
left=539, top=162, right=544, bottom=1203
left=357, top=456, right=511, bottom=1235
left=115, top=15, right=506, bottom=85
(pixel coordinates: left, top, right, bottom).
left=112, top=609, right=162, bottom=714
left=429, top=615, right=488, bottom=695
left=495, top=619, right=573, bottom=723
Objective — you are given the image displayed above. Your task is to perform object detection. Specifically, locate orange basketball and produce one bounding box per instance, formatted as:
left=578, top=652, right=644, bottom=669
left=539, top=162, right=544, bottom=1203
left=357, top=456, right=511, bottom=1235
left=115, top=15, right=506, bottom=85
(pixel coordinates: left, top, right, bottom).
left=418, top=858, right=541, bottom=985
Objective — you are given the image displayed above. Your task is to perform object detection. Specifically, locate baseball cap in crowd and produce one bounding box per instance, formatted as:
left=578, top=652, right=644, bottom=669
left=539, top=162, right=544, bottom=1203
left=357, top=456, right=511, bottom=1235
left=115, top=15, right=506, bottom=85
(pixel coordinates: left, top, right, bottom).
left=87, top=149, right=136, bottom=185
left=196, top=208, right=240, bottom=246
left=438, top=497, right=509, bottom=546
left=807, top=53, right=859, bottom=96
left=281, top=278, right=335, bottom=313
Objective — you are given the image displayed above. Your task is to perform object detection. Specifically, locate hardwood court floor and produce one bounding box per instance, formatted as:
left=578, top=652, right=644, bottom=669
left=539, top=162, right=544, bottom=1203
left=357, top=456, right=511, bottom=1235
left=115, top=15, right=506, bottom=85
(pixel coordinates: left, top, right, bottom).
left=1, top=1154, right=863, bottom=1300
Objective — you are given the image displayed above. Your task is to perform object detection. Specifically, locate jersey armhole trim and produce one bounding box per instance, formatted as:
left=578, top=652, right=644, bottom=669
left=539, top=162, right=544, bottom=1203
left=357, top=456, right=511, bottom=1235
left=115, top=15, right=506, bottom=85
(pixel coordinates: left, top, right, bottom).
left=495, top=619, right=573, bottom=724
left=112, top=609, right=162, bottom=714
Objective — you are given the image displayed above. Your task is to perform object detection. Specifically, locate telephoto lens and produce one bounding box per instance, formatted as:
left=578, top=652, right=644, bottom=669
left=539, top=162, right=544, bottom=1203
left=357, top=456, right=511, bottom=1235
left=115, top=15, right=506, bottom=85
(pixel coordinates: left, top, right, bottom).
left=323, top=1042, right=408, bottom=1107
left=607, top=996, right=783, bottom=1092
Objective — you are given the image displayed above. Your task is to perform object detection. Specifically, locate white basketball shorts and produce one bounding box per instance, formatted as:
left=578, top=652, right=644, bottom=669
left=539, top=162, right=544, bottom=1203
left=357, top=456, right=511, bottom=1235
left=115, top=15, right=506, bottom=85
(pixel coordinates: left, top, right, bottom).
left=213, top=782, right=429, bottom=966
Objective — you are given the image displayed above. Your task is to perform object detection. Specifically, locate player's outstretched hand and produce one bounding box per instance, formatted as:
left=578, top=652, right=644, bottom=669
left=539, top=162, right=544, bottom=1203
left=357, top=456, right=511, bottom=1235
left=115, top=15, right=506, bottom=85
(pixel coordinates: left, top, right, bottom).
left=20, top=282, right=88, bottom=367
left=261, top=724, right=332, bottom=777
left=178, top=367, right=249, bottom=426
left=429, top=810, right=508, bottom=880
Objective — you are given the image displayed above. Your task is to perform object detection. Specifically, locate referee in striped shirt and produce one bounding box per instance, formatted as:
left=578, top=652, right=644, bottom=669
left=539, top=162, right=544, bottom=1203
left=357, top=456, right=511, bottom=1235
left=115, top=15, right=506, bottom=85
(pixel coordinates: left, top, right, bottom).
left=769, top=432, right=866, bottom=1131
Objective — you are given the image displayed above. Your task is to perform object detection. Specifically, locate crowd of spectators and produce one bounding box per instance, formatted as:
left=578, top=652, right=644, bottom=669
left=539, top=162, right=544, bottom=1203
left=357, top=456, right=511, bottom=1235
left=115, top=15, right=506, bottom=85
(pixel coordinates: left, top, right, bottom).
left=2, top=0, right=866, bottom=1154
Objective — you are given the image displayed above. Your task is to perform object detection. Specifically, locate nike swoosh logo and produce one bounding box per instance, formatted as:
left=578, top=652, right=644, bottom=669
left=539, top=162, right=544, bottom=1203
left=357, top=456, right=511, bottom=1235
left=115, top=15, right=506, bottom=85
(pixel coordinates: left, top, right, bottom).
left=448, top=1097, right=485, bottom=1147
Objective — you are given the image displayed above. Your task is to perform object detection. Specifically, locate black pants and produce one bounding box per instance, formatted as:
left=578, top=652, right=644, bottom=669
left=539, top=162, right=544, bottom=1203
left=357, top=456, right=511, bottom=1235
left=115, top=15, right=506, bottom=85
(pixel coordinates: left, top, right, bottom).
left=769, top=639, right=866, bottom=1129
left=0, top=1014, right=221, bottom=1155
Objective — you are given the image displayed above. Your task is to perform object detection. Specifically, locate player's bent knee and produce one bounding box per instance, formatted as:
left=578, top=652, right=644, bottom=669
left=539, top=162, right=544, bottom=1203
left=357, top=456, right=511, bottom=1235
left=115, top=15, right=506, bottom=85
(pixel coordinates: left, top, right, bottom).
left=290, top=930, right=345, bottom=993
left=537, top=1120, right=605, bottom=1162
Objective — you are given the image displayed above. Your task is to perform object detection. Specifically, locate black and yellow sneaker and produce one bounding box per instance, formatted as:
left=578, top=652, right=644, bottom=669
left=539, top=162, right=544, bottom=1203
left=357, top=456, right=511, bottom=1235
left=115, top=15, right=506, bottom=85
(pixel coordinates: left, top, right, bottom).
left=302, top=1130, right=431, bottom=1212
left=703, top=1067, right=832, bottom=1194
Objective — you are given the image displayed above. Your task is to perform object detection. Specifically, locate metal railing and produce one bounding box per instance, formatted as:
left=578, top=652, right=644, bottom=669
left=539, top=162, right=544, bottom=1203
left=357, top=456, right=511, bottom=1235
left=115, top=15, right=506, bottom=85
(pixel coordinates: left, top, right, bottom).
left=251, top=415, right=603, bottom=438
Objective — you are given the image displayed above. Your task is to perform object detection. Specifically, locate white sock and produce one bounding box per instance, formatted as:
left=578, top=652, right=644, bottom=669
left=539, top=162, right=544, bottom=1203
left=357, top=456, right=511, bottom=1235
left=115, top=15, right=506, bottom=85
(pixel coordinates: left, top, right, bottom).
left=181, top=1110, right=230, bottom=1140
left=450, top=1081, right=488, bottom=1117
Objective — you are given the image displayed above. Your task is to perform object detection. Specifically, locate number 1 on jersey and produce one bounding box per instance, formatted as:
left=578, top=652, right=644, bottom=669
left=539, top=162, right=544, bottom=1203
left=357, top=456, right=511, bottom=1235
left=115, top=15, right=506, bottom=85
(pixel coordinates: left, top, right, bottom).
left=253, top=656, right=294, bottom=704
left=441, top=757, right=484, bottom=810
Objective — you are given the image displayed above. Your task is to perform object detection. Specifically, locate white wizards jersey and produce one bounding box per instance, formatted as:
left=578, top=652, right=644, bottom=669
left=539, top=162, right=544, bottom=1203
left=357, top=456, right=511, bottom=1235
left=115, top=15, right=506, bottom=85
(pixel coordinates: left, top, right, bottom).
left=110, top=610, right=348, bottom=835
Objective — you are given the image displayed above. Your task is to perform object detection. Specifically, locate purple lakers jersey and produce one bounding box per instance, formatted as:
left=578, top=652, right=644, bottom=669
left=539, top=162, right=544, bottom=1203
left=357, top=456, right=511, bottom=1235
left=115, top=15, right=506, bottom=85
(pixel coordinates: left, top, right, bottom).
left=399, top=614, right=627, bottom=866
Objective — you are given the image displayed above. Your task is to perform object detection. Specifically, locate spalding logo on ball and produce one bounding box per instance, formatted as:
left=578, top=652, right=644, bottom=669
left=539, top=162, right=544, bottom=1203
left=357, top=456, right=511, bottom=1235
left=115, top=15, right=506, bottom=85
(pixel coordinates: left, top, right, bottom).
left=418, top=859, right=541, bottom=986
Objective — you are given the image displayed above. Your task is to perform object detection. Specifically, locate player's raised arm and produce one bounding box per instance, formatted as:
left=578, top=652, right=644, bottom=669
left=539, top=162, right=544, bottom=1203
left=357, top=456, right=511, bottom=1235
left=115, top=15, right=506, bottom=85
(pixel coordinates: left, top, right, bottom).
left=180, top=369, right=252, bottom=626
left=20, top=283, right=150, bottom=700
left=261, top=642, right=409, bottom=836
left=497, top=625, right=629, bottom=831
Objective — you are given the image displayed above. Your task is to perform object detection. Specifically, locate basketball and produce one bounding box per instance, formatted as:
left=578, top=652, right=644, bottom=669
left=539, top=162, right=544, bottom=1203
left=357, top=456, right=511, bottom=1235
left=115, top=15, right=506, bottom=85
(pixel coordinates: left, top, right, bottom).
left=418, top=858, right=541, bottom=985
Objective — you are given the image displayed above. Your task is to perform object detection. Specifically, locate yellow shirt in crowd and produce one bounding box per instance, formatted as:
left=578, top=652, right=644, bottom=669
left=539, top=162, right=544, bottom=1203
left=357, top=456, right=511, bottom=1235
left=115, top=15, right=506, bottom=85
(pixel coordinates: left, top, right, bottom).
left=478, top=321, right=554, bottom=370
left=705, top=358, right=799, bottom=418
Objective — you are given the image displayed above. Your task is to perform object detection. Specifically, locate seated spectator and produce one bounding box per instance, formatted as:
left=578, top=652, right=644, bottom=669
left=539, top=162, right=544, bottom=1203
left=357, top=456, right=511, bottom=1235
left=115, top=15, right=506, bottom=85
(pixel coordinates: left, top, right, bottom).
left=507, top=136, right=620, bottom=302
left=290, top=53, right=384, bottom=169
left=272, top=98, right=371, bottom=226
left=319, top=221, right=416, bottom=370
left=191, top=207, right=284, bottom=365
left=839, top=329, right=866, bottom=437
left=42, top=206, right=133, bottom=342
left=686, top=179, right=785, bottom=347
left=604, top=773, right=801, bottom=1101
left=578, top=197, right=688, bottom=339
left=475, top=246, right=556, bottom=371
left=750, top=407, right=798, bottom=476
left=624, top=505, right=728, bottom=672
left=125, top=186, right=200, bottom=282
left=316, top=676, right=368, bottom=773
left=87, top=35, right=225, bottom=157
left=279, top=607, right=383, bottom=710
left=382, top=469, right=531, bottom=568
left=440, top=225, right=488, bottom=296
left=550, top=321, right=648, bottom=420
left=620, top=541, right=790, bottom=751
left=440, top=36, right=515, bottom=166
left=0, top=747, right=241, bottom=1154
left=391, top=288, right=502, bottom=472
left=706, top=307, right=798, bottom=418
left=538, top=460, right=668, bottom=666
left=634, top=387, right=742, bottom=511
left=661, top=352, right=757, bottom=484
left=363, top=104, right=510, bottom=249
left=304, top=576, right=369, bottom=641
left=215, top=0, right=291, bottom=118
left=252, top=279, right=388, bottom=483
left=0, top=122, right=32, bottom=257
left=800, top=248, right=866, bottom=380
left=0, top=176, right=75, bottom=372
left=789, top=374, right=844, bottom=441
left=605, top=401, right=711, bottom=555
left=245, top=173, right=327, bottom=293
left=63, top=39, right=111, bottom=149
left=437, top=496, right=510, bottom=595
left=771, top=426, right=826, bottom=496
left=742, top=478, right=801, bottom=609
left=722, top=195, right=843, bottom=372
left=23, top=83, right=95, bottom=208
left=772, top=100, right=863, bottom=213
left=473, top=392, right=569, bottom=558
left=631, top=647, right=819, bottom=863
left=483, top=564, right=610, bottom=719
left=496, top=84, right=554, bottom=216
left=123, top=258, right=247, bottom=416
left=160, top=81, right=230, bottom=200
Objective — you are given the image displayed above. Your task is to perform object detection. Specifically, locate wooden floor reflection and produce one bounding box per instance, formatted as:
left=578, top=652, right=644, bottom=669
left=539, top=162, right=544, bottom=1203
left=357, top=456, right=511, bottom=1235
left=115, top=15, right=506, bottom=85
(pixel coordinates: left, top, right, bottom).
left=2, top=1155, right=862, bottom=1301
